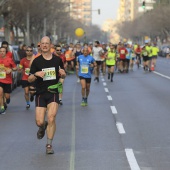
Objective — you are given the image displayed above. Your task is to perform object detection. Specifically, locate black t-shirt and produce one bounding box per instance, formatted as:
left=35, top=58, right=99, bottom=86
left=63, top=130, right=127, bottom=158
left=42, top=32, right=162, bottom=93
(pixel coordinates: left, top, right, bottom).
left=30, top=54, right=64, bottom=94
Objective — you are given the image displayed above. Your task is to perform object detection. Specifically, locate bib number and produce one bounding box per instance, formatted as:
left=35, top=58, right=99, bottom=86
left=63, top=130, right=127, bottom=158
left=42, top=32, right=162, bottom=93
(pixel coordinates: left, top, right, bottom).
left=0, top=72, right=6, bottom=79
left=42, top=67, right=56, bottom=81
left=121, top=50, right=125, bottom=54
left=25, top=68, right=30, bottom=75
left=81, top=65, right=89, bottom=74
left=143, top=52, right=147, bottom=56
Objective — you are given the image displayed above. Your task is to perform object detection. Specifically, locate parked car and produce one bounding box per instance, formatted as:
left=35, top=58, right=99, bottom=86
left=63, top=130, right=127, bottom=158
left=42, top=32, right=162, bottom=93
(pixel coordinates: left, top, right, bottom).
left=0, top=42, right=22, bottom=91
left=11, top=49, right=22, bottom=90
left=12, top=45, right=19, bottom=52
left=159, top=45, right=170, bottom=57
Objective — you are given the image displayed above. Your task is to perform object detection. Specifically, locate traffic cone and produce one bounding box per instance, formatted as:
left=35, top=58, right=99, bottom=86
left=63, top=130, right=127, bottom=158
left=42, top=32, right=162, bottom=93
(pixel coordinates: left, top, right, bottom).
left=151, top=64, right=154, bottom=71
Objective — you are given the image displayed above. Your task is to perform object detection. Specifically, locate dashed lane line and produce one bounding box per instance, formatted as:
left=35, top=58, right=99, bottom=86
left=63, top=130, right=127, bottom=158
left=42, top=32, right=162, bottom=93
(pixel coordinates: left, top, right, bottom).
left=110, top=106, right=117, bottom=114
left=125, top=149, right=141, bottom=170
left=104, top=88, right=109, bottom=92
left=107, top=95, right=112, bottom=101
left=102, top=76, right=140, bottom=170
left=116, top=122, right=126, bottom=134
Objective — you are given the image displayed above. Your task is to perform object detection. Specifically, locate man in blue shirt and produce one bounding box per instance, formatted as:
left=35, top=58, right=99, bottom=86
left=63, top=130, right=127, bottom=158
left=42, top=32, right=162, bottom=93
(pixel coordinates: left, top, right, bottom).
left=76, top=48, right=96, bottom=106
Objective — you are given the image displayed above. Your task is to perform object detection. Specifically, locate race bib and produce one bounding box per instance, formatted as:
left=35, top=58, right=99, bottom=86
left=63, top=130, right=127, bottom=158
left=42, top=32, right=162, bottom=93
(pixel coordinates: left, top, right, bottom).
left=143, top=52, right=147, bottom=56
left=65, top=54, right=69, bottom=59
left=42, top=67, right=56, bottom=81
left=25, top=68, right=30, bottom=75
left=121, top=50, right=125, bottom=54
left=81, top=64, right=89, bottom=74
left=0, top=71, right=6, bottom=79
left=0, top=64, right=5, bottom=71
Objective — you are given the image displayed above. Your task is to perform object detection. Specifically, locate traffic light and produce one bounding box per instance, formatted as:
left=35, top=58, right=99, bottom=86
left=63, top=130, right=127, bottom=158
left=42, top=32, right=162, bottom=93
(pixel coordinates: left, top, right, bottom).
left=98, top=9, right=100, bottom=15
left=142, top=1, right=145, bottom=8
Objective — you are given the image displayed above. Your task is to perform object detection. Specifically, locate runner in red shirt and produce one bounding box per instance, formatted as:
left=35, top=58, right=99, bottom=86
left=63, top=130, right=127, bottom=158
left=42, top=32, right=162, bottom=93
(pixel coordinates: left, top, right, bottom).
left=0, top=47, right=17, bottom=114
left=135, top=44, right=142, bottom=68
left=1, top=41, right=13, bottom=59
left=118, top=44, right=128, bottom=73
left=19, top=46, right=34, bottom=109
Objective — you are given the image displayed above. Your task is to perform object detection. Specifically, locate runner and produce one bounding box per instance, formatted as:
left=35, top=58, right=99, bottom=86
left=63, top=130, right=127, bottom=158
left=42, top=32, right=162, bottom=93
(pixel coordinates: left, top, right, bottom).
left=92, top=41, right=104, bottom=82
left=151, top=42, right=159, bottom=70
left=73, top=42, right=83, bottom=83
left=28, top=36, right=66, bottom=154
left=141, top=45, right=149, bottom=71
left=145, top=42, right=152, bottom=71
left=65, top=45, right=75, bottom=74
left=135, top=44, right=142, bottom=68
left=1, top=41, right=13, bottom=59
left=29, top=42, right=42, bottom=102
left=0, top=47, right=17, bottom=114
left=54, top=44, right=67, bottom=105
left=128, top=44, right=135, bottom=71
left=105, top=44, right=117, bottom=82
left=118, top=43, right=128, bottom=73
left=19, top=46, right=34, bottom=109
left=77, top=48, right=96, bottom=106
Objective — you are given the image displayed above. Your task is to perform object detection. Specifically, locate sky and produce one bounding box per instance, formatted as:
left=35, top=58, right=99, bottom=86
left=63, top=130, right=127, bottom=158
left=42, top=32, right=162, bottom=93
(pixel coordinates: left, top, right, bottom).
left=92, top=0, right=120, bottom=27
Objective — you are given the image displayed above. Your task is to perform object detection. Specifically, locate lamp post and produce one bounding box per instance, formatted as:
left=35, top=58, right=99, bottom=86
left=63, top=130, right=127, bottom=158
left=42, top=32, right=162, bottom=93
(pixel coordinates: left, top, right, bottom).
left=26, top=11, right=30, bottom=45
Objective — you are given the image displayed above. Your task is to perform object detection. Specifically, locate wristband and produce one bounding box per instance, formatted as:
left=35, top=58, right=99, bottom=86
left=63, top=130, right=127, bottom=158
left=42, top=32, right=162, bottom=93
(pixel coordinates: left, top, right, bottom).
left=34, top=74, right=38, bottom=78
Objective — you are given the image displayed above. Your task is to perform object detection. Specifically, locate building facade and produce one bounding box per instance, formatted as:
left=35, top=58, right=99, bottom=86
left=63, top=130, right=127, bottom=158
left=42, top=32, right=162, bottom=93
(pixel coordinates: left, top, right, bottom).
left=117, top=0, right=156, bottom=22
left=69, top=0, right=92, bottom=26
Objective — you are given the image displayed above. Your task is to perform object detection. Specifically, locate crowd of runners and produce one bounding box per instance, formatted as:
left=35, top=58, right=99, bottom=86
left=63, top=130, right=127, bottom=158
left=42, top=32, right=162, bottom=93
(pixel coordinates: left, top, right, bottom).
left=0, top=38, right=160, bottom=154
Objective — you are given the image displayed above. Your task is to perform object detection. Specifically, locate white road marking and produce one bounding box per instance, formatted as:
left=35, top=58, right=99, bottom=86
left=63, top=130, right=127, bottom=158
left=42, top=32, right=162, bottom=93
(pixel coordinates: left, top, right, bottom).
left=104, top=88, right=109, bottom=92
left=101, top=78, right=105, bottom=81
left=116, top=122, right=126, bottom=134
left=110, top=106, right=117, bottom=114
left=107, top=95, right=112, bottom=100
left=125, top=149, right=140, bottom=170
left=103, top=82, right=107, bottom=86
left=153, top=71, right=170, bottom=80
left=141, top=65, right=170, bottom=80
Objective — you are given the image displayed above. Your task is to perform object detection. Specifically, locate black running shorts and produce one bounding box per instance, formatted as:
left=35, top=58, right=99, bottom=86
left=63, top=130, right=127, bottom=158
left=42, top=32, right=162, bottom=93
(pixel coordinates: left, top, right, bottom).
left=0, top=82, right=11, bottom=93
left=79, top=76, right=91, bottom=83
left=35, top=92, right=59, bottom=107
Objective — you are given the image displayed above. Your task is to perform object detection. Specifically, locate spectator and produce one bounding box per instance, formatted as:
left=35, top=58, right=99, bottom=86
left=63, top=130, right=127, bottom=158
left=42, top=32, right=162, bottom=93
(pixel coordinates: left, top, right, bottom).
left=18, top=44, right=27, bottom=59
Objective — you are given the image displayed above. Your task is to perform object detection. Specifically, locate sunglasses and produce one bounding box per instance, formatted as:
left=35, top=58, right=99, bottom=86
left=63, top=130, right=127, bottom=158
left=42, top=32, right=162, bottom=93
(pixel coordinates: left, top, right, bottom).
left=56, top=49, right=62, bottom=51
left=26, top=50, right=33, bottom=52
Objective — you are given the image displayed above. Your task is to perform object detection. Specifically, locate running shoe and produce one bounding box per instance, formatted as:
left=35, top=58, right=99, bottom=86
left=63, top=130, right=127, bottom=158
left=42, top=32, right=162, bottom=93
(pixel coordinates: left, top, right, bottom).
left=111, top=79, right=113, bottom=82
left=108, top=74, right=110, bottom=80
left=84, top=98, right=88, bottom=106
left=6, top=98, right=10, bottom=104
left=4, top=103, right=7, bottom=110
left=81, top=99, right=86, bottom=106
left=26, top=104, right=30, bottom=109
left=77, top=78, right=80, bottom=83
left=46, top=144, right=54, bottom=154
left=37, top=121, right=48, bottom=139
left=59, top=100, right=63, bottom=105
left=0, top=109, right=6, bottom=115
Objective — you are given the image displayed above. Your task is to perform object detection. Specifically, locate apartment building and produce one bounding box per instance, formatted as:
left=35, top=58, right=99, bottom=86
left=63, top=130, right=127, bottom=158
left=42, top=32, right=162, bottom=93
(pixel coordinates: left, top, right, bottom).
left=118, top=0, right=156, bottom=22
left=69, top=0, right=92, bottom=26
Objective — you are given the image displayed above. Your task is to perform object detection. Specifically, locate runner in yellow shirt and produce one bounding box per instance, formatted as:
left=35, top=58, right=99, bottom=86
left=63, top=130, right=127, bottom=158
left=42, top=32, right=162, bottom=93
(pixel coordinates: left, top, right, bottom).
left=145, top=42, right=152, bottom=71
left=151, top=42, right=159, bottom=69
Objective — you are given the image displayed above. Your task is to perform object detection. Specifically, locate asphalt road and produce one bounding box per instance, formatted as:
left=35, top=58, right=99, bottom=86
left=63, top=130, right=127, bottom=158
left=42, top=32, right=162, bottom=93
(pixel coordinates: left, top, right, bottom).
left=0, top=57, right=170, bottom=170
